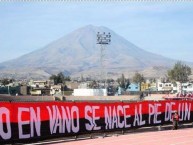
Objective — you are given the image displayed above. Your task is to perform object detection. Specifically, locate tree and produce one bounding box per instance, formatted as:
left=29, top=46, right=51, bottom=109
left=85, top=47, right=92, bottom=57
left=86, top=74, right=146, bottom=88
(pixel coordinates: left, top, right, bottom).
left=132, top=72, right=145, bottom=84
left=49, top=72, right=71, bottom=85
left=167, top=61, right=191, bottom=83
left=167, top=61, right=191, bottom=93
left=64, top=76, right=71, bottom=81
left=50, top=74, right=57, bottom=85
left=106, top=78, right=114, bottom=84
left=0, top=78, right=14, bottom=86
left=57, top=72, right=65, bottom=84
left=117, top=74, right=130, bottom=91
left=132, top=72, right=145, bottom=91
left=149, top=78, right=156, bottom=83
left=88, top=80, right=98, bottom=89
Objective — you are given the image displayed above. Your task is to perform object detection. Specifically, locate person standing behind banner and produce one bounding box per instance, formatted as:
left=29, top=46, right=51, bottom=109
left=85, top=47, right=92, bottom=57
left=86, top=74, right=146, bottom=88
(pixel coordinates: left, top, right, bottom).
left=172, top=110, right=180, bottom=130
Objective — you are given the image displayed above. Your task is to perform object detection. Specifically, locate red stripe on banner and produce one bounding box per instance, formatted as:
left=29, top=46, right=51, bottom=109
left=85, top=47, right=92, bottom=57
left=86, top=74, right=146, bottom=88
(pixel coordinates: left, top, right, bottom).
left=0, top=100, right=192, bottom=123
left=0, top=100, right=193, bottom=143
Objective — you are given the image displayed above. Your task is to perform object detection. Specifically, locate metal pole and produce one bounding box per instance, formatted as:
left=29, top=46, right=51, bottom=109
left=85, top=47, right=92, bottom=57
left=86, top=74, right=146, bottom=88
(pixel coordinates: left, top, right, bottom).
left=96, top=32, right=111, bottom=90
left=8, top=85, right=10, bottom=95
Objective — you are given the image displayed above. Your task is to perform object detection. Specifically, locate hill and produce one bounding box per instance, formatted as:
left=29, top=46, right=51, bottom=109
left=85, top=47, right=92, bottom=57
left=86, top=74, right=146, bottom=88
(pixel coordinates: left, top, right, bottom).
left=0, top=25, right=181, bottom=79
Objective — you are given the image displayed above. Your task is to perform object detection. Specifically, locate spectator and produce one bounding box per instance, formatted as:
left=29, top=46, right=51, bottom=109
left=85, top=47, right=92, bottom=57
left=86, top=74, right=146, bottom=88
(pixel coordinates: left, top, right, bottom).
left=172, top=110, right=180, bottom=130
left=140, top=92, right=144, bottom=100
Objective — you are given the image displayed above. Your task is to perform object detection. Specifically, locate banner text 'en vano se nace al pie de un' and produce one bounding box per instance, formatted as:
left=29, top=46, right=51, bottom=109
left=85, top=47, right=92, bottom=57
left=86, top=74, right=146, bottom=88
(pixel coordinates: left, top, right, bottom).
left=0, top=100, right=192, bottom=142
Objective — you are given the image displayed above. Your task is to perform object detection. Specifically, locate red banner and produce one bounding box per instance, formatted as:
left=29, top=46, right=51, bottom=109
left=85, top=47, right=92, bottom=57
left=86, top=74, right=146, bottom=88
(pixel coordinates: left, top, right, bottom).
left=0, top=100, right=193, bottom=143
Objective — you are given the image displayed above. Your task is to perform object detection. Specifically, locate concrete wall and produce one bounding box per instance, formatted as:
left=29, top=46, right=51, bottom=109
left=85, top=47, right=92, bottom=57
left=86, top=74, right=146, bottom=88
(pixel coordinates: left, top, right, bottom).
left=65, top=94, right=167, bottom=101
left=73, top=89, right=107, bottom=96
left=65, top=95, right=139, bottom=101
left=0, top=94, right=55, bottom=101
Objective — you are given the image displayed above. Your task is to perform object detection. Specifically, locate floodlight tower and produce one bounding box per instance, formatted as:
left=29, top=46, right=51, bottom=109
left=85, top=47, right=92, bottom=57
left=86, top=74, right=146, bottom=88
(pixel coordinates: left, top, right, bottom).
left=96, top=32, right=111, bottom=88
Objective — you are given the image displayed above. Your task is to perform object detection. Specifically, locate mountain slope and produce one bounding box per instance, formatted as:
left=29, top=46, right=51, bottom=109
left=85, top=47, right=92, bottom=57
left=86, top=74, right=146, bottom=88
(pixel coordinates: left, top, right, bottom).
left=0, top=25, right=178, bottom=79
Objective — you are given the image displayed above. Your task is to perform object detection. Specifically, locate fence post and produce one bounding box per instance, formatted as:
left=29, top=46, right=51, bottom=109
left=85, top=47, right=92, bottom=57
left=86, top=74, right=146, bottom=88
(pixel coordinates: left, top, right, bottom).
left=74, top=135, right=77, bottom=140
left=103, top=132, right=106, bottom=138
left=122, top=129, right=124, bottom=135
left=158, top=125, right=162, bottom=131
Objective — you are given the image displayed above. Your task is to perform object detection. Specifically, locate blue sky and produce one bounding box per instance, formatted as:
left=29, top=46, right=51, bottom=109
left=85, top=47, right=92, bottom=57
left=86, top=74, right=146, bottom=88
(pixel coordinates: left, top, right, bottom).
left=0, top=1, right=193, bottom=63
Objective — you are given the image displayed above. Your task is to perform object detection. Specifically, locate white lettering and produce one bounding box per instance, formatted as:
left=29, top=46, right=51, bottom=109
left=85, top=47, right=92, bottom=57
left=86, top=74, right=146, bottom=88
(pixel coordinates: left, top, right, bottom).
left=112, top=106, right=118, bottom=129
left=0, top=107, right=11, bottom=140
left=30, top=107, right=41, bottom=137
left=117, top=105, right=124, bottom=128
left=85, top=106, right=93, bottom=131
left=71, top=106, right=79, bottom=133
left=149, top=104, right=154, bottom=124
left=123, top=105, right=131, bottom=128
left=105, top=106, right=112, bottom=129
left=46, top=106, right=56, bottom=134
left=61, top=106, right=71, bottom=133
left=18, top=107, right=30, bottom=139
left=92, top=106, right=101, bottom=130
left=184, top=103, right=191, bottom=121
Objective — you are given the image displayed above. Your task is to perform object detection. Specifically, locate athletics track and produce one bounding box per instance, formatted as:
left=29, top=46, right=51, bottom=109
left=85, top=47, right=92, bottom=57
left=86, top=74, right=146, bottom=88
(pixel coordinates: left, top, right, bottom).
left=53, top=128, right=193, bottom=145
left=29, top=127, right=193, bottom=145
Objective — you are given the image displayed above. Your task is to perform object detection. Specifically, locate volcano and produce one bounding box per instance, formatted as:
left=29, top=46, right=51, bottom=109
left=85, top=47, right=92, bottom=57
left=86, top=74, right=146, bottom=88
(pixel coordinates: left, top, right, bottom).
left=0, top=25, right=177, bottom=79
